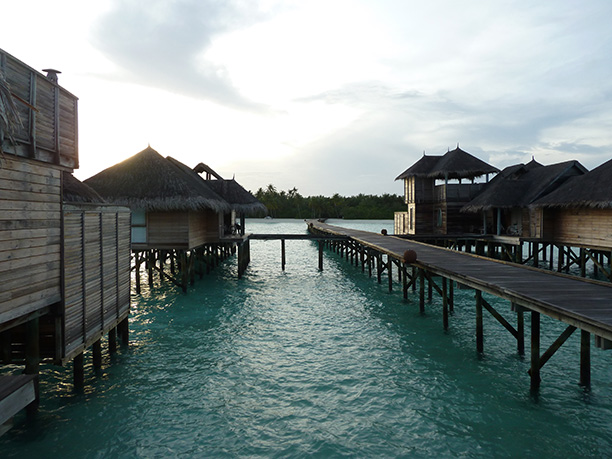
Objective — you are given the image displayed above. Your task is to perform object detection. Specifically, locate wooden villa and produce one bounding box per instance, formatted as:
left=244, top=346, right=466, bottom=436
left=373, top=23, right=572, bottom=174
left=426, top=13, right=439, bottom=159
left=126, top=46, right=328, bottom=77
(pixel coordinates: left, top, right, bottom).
left=85, top=147, right=263, bottom=290
left=0, top=48, right=130, bottom=430
left=461, top=159, right=587, bottom=236
left=394, top=147, right=499, bottom=236
left=529, top=158, right=612, bottom=283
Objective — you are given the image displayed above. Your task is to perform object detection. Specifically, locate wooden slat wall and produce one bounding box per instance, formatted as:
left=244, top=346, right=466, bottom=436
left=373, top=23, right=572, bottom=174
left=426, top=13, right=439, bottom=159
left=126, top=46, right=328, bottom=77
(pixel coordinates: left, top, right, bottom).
left=146, top=211, right=190, bottom=249
left=0, top=48, right=78, bottom=169
left=189, top=210, right=220, bottom=247
left=547, top=208, right=612, bottom=249
left=63, top=206, right=131, bottom=360
left=0, top=156, right=61, bottom=324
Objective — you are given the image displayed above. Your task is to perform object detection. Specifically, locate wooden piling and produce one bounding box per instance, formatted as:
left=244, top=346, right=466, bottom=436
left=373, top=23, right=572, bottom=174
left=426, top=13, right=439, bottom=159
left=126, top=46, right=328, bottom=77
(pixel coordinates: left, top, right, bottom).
left=580, top=330, right=591, bottom=387
left=92, top=339, right=102, bottom=369
left=108, top=328, right=117, bottom=355
left=530, top=311, right=541, bottom=392
left=476, top=290, right=484, bottom=353
left=24, top=318, right=39, bottom=376
left=73, top=353, right=84, bottom=390
left=281, top=239, right=286, bottom=271
left=388, top=255, right=393, bottom=292
left=118, top=317, right=129, bottom=345
left=443, top=277, right=449, bottom=331
left=419, top=269, right=425, bottom=313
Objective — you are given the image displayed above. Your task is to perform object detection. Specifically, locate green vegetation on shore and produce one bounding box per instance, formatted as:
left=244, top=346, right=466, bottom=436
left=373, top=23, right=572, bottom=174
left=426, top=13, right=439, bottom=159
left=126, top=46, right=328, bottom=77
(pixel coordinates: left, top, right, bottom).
left=253, top=185, right=405, bottom=219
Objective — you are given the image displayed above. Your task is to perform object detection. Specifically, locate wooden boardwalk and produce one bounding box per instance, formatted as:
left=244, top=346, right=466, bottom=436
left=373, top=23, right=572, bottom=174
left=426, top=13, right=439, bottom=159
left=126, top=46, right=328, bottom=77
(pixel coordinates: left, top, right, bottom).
left=307, top=220, right=612, bottom=390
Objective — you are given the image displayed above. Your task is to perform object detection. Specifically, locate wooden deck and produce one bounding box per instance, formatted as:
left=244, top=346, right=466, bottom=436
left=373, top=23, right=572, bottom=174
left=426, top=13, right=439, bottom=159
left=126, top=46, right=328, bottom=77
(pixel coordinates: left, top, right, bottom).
left=0, top=374, right=38, bottom=436
left=308, top=220, right=612, bottom=342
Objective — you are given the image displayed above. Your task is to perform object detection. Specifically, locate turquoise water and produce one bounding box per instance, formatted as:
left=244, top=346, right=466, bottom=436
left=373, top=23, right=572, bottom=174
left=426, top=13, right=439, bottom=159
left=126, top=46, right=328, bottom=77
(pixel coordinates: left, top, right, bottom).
left=2, top=219, right=612, bottom=457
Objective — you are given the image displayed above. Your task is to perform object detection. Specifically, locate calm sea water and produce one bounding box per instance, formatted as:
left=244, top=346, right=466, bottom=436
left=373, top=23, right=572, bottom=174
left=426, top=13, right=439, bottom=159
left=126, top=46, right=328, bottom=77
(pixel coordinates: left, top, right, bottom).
left=3, top=219, right=612, bottom=457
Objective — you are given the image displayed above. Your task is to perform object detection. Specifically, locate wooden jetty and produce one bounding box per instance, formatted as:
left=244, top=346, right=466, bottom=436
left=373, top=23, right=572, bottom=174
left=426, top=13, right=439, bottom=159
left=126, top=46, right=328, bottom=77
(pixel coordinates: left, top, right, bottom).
left=306, top=220, right=612, bottom=391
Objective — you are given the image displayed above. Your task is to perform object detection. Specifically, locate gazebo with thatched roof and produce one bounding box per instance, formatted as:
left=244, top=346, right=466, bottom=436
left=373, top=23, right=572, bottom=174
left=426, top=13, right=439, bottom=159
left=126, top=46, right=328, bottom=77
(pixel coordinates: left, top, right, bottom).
left=462, top=159, right=586, bottom=236
left=394, top=146, right=499, bottom=235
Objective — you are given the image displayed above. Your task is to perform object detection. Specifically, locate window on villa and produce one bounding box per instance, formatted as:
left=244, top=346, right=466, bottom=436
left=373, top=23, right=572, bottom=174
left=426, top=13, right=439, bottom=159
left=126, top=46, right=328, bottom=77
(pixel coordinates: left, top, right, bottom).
left=131, top=209, right=147, bottom=243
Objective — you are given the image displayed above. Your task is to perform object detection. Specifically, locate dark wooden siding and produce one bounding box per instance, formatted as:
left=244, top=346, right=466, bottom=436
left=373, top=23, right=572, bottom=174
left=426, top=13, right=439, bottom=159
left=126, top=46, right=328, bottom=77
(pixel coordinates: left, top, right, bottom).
left=545, top=208, right=612, bottom=249
left=0, top=156, right=61, bottom=325
left=0, top=48, right=78, bottom=169
left=63, top=206, right=131, bottom=361
left=146, top=211, right=190, bottom=249
left=189, top=210, right=220, bottom=246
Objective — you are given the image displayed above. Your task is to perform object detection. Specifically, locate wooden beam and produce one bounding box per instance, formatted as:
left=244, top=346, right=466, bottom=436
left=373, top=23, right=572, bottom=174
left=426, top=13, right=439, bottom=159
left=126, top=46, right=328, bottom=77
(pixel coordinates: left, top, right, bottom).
left=480, top=296, right=518, bottom=339
left=537, top=325, right=576, bottom=370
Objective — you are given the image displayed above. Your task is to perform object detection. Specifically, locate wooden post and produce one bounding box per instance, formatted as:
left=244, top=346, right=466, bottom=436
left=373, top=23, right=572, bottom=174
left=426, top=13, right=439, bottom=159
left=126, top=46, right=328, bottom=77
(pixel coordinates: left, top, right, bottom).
left=419, top=269, right=425, bottom=313
left=533, top=242, right=539, bottom=268
left=93, top=339, right=102, bottom=369
left=318, top=240, right=323, bottom=271
left=388, top=255, right=393, bottom=292
left=412, top=266, right=417, bottom=292
left=580, top=248, right=586, bottom=277
left=25, top=317, right=39, bottom=375
left=580, top=330, right=591, bottom=387
left=475, top=290, right=484, bottom=353
left=147, top=251, right=154, bottom=288
left=428, top=275, right=433, bottom=301
left=442, top=277, right=449, bottom=331
left=108, top=327, right=117, bottom=355
left=549, top=244, right=554, bottom=270
left=402, top=264, right=408, bottom=300
left=449, top=279, right=454, bottom=312
left=557, top=245, right=563, bottom=272
left=135, top=252, right=141, bottom=294
left=118, top=317, right=129, bottom=345
left=530, top=311, right=541, bottom=392
left=74, top=352, right=84, bottom=390
left=516, top=304, right=525, bottom=356
left=376, top=253, right=382, bottom=284
left=281, top=239, right=286, bottom=271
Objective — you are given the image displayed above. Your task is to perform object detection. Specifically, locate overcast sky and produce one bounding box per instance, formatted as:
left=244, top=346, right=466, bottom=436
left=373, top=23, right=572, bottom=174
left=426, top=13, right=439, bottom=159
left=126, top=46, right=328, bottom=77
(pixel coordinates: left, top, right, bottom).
left=3, top=0, right=612, bottom=196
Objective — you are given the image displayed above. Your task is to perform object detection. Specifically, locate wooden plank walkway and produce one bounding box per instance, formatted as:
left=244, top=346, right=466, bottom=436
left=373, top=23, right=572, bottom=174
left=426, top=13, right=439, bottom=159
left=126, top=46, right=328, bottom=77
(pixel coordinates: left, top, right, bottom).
left=308, top=220, right=612, bottom=342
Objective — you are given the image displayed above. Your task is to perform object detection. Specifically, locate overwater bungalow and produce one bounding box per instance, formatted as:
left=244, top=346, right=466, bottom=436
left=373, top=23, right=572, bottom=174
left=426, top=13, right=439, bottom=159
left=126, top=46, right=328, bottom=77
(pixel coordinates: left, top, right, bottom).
left=85, top=147, right=231, bottom=251
left=394, top=147, right=499, bottom=235
left=0, top=48, right=130, bottom=430
left=85, top=147, right=262, bottom=290
left=462, top=159, right=587, bottom=236
left=531, top=158, right=612, bottom=278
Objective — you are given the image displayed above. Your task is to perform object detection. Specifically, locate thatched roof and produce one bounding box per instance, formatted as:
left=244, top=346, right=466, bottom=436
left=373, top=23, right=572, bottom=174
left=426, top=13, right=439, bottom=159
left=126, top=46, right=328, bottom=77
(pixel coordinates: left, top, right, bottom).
left=533, top=157, right=612, bottom=209
left=205, top=179, right=267, bottom=215
left=84, top=147, right=230, bottom=212
left=62, top=172, right=106, bottom=203
left=462, top=159, right=587, bottom=212
left=395, top=147, right=498, bottom=181
left=395, top=155, right=441, bottom=180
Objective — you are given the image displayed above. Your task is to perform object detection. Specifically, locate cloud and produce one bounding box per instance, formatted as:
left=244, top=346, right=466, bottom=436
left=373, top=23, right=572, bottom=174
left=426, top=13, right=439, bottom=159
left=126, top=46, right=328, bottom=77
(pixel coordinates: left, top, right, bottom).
left=90, top=0, right=279, bottom=110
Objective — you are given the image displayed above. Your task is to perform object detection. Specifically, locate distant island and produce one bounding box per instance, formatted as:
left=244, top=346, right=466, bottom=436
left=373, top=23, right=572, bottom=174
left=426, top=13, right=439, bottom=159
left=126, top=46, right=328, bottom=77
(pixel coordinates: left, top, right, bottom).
left=253, top=184, right=404, bottom=219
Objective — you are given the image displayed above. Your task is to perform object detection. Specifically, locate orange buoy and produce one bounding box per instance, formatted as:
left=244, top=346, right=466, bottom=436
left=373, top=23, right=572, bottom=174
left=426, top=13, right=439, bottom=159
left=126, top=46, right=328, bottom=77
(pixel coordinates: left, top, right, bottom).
left=403, top=249, right=417, bottom=263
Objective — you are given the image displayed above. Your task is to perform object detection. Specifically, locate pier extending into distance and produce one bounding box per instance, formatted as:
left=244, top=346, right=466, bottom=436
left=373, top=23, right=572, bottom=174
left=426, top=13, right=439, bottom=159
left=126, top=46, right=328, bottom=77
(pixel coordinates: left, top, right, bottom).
left=291, top=220, right=612, bottom=392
